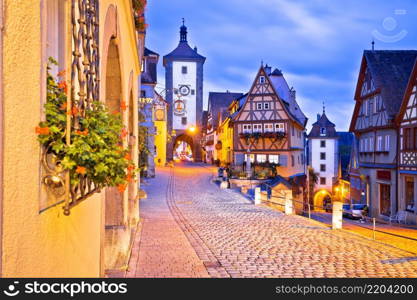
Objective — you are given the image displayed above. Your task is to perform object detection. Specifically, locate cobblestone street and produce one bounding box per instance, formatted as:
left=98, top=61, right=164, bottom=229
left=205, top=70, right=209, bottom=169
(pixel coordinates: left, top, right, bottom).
left=127, top=163, right=417, bottom=278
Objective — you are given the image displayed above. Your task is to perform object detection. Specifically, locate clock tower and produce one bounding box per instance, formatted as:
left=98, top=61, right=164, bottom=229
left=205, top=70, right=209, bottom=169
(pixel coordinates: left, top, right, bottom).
left=163, top=20, right=206, bottom=162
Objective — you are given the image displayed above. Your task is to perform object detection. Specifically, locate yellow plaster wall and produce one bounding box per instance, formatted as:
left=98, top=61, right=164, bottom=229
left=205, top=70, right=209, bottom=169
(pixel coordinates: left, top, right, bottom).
left=217, top=119, right=233, bottom=165
left=154, top=120, right=167, bottom=166
left=1, top=0, right=140, bottom=277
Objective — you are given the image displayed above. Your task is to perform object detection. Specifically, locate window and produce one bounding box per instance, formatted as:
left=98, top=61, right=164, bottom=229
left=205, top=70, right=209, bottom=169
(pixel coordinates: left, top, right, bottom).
left=140, top=90, right=146, bottom=97
left=259, top=76, right=265, bottom=84
left=363, top=99, right=368, bottom=116
left=291, top=155, right=294, bottom=167
left=369, top=137, right=374, bottom=152
left=174, top=88, right=178, bottom=95
left=301, top=153, right=304, bottom=164
left=320, top=152, right=326, bottom=160
left=385, top=135, right=390, bottom=151
left=373, top=97, right=378, bottom=113
left=320, top=128, right=326, bottom=136
left=377, top=136, right=382, bottom=151
left=141, top=59, right=145, bottom=72
left=269, top=155, right=279, bottom=164
left=264, top=123, right=273, bottom=132
left=320, top=177, right=326, bottom=185
left=364, top=138, right=368, bottom=152
left=264, top=103, right=270, bottom=110
left=253, top=124, right=262, bottom=133
left=292, top=126, right=294, bottom=136
left=379, top=184, right=391, bottom=216
left=360, top=139, right=363, bottom=152
left=45, top=0, right=66, bottom=75
left=256, top=103, right=263, bottom=110
left=182, top=66, right=188, bottom=74
left=275, top=123, right=285, bottom=132
left=320, top=140, right=326, bottom=148
left=257, top=154, right=267, bottom=163
left=320, top=164, right=326, bottom=172
left=242, top=124, right=252, bottom=133
left=181, top=117, right=187, bottom=125
left=244, top=154, right=255, bottom=163
left=191, top=89, right=195, bottom=95
left=405, top=177, right=415, bottom=212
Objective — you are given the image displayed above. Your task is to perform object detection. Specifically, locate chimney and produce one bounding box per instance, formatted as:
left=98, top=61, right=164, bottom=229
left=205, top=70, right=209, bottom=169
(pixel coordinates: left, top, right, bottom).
left=290, top=88, right=296, bottom=101
left=264, top=64, right=272, bottom=75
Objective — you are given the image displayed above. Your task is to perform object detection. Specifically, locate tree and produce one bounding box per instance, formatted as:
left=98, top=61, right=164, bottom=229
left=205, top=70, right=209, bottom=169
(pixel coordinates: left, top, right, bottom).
left=308, top=166, right=319, bottom=204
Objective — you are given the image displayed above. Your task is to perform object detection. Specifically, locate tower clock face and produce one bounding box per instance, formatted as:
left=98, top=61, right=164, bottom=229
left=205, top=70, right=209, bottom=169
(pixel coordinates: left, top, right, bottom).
left=179, top=85, right=190, bottom=96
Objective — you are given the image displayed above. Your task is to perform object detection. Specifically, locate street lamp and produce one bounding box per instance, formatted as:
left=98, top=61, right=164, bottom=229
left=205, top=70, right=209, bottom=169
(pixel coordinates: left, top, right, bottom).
left=187, top=126, right=197, bottom=134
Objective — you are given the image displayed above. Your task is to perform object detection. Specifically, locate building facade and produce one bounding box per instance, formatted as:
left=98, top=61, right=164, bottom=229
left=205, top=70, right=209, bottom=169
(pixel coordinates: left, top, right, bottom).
left=154, top=92, right=168, bottom=167
left=396, top=58, right=417, bottom=224
left=163, top=21, right=205, bottom=162
left=0, top=0, right=143, bottom=277
left=349, top=50, right=417, bottom=220
left=140, top=47, right=159, bottom=177
left=231, top=65, right=307, bottom=179
left=205, top=91, right=243, bottom=164
left=307, top=110, right=339, bottom=207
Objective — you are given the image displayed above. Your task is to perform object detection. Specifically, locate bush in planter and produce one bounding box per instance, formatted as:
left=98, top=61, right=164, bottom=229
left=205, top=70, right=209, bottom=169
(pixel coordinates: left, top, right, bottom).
left=36, top=58, right=136, bottom=192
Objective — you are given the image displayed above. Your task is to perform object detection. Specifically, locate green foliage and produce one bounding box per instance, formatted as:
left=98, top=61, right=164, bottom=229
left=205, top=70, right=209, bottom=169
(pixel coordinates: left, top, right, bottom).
left=37, top=58, right=137, bottom=190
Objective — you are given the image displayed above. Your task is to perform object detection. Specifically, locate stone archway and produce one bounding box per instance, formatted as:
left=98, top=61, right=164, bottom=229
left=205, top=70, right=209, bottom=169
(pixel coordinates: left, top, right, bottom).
left=104, top=38, right=125, bottom=227
left=173, top=133, right=194, bottom=160
left=313, top=189, right=332, bottom=210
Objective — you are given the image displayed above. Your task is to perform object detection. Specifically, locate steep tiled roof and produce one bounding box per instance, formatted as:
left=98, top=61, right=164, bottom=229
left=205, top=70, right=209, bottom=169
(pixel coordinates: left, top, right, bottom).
left=363, top=50, right=417, bottom=118
left=308, top=112, right=337, bottom=138
left=141, top=47, right=159, bottom=84
left=337, top=132, right=354, bottom=178
left=163, top=41, right=206, bottom=63
left=208, top=92, right=244, bottom=130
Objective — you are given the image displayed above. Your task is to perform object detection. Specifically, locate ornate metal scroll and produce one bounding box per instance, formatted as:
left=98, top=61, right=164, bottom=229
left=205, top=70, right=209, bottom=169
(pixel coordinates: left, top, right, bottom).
left=64, top=0, right=100, bottom=215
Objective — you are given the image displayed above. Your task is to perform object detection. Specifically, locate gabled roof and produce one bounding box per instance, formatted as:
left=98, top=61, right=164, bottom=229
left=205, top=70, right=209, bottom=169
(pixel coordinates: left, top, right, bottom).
left=144, top=47, right=159, bottom=57
left=208, top=92, right=244, bottom=130
left=232, top=65, right=307, bottom=127
left=308, top=112, right=337, bottom=138
left=396, top=58, right=417, bottom=124
left=350, top=50, right=417, bottom=131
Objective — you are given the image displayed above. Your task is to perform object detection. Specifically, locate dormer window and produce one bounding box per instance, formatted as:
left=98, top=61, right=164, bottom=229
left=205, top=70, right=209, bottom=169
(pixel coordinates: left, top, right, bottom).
left=264, top=103, right=270, bottom=110
left=259, top=76, right=265, bottom=84
left=320, top=128, right=326, bottom=136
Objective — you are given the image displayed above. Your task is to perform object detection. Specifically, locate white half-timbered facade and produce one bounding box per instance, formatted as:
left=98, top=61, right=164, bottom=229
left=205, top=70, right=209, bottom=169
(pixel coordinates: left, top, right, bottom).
left=349, top=50, right=417, bottom=220
left=231, top=65, right=307, bottom=178
left=396, top=59, right=417, bottom=223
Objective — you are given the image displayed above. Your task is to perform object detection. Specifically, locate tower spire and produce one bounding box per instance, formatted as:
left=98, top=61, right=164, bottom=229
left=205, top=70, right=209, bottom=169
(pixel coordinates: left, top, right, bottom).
left=180, top=18, right=187, bottom=42
left=371, top=39, right=375, bottom=51
left=323, top=101, right=325, bottom=114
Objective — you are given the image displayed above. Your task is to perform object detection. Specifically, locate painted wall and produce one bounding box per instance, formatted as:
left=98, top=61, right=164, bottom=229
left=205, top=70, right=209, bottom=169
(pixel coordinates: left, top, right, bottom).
left=172, top=61, right=197, bottom=130
left=1, top=0, right=140, bottom=277
left=310, top=138, right=337, bottom=191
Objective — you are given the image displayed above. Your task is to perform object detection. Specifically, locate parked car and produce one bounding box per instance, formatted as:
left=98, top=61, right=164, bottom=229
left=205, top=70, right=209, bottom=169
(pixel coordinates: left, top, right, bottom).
left=351, top=204, right=368, bottom=219
left=342, top=204, right=352, bottom=218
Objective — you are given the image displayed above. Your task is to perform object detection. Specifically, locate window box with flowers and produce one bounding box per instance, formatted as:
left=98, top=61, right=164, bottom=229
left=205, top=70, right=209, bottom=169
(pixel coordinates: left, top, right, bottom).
left=133, top=0, right=148, bottom=32
left=36, top=59, right=137, bottom=215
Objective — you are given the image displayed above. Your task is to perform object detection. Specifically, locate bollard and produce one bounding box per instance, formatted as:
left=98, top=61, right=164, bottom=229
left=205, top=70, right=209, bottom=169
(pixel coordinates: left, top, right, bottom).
left=284, top=197, right=294, bottom=215
left=332, top=201, right=343, bottom=229
left=254, top=187, right=261, bottom=205
left=220, top=181, right=228, bottom=189
left=308, top=203, right=311, bottom=219
left=373, top=218, right=376, bottom=240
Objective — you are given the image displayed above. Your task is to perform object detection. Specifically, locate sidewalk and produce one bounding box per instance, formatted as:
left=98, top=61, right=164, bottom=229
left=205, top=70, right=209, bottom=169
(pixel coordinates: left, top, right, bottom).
left=310, top=212, right=417, bottom=255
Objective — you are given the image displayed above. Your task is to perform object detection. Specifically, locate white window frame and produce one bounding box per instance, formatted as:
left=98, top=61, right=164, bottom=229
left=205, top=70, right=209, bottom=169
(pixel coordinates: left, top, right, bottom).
left=242, top=124, right=252, bottom=133
left=264, top=102, right=270, bottom=110
left=377, top=136, right=382, bottom=151
left=268, top=155, right=279, bottom=164
left=253, top=124, right=262, bottom=133
left=257, top=154, right=267, bottom=163
left=256, top=102, right=263, bottom=110
left=275, top=123, right=285, bottom=132
left=259, top=76, right=265, bottom=84
left=244, top=154, right=255, bottom=163
left=385, top=135, right=390, bottom=151
left=264, top=123, right=274, bottom=132
left=369, top=137, right=374, bottom=152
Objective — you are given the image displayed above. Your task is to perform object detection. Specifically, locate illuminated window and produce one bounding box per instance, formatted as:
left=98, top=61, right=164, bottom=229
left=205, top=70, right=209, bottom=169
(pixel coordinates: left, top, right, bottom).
left=264, top=123, right=273, bottom=132
left=242, top=124, right=252, bottom=133
left=257, top=154, right=267, bottom=163
left=269, top=155, right=279, bottom=164
left=253, top=124, right=262, bottom=133
left=275, top=123, right=285, bottom=132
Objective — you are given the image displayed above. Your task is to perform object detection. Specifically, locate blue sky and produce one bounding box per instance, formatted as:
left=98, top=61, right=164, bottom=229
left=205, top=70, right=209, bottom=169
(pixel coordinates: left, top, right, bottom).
left=145, top=0, right=417, bottom=131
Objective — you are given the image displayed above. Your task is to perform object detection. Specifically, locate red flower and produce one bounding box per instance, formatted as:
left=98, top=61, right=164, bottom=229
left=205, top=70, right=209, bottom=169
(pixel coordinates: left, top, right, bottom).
left=117, top=184, right=126, bottom=193
left=75, top=166, right=86, bottom=175
left=58, top=81, right=68, bottom=93
left=120, top=101, right=127, bottom=111
left=60, top=102, right=67, bottom=111
left=127, top=164, right=135, bottom=171
left=35, top=126, right=50, bottom=135
left=124, top=153, right=131, bottom=160
left=57, top=70, right=66, bottom=77
left=68, top=106, right=79, bottom=116
left=76, top=129, right=88, bottom=136
left=121, top=128, right=128, bottom=139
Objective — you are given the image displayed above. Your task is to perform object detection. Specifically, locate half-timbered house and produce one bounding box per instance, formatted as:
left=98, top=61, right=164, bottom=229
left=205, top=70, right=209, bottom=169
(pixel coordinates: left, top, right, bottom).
left=349, top=50, right=417, bottom=220
left=396, top=58, right=417, bottom=224
left=231, top=65, right=307, bottom=179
